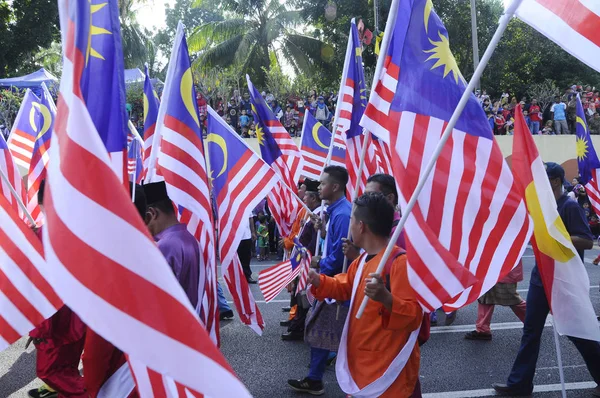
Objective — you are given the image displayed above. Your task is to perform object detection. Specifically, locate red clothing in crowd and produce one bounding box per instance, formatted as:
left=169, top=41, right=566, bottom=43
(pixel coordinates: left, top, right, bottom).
left=529, top=105, right=542, bottom=122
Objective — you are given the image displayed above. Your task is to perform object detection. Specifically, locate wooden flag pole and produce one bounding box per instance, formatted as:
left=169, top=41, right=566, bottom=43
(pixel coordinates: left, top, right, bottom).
left=0, top=168, right=36, bottom=226
left=356, top=0, right=524, bottom=319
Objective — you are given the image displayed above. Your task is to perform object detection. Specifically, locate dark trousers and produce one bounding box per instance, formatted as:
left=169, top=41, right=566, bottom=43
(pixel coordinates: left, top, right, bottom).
left=237, top=239, right=253, bottom=280
left=507, top=281, right=600, bottom=392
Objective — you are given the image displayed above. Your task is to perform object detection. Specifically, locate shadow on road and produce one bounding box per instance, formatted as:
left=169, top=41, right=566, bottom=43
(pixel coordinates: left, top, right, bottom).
left=0, top=350, right=37, bottom=397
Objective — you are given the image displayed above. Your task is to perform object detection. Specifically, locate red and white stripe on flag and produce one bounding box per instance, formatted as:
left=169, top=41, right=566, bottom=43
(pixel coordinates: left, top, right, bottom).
left=344, top=133, right=378, bottom=200
left=41, top=6, right=250, bottom=396
left=0, top=140, right=27, bottom=219
left=586, top=170, right=600, bottom=216
left=0, top=193, right=62, bottom=349
left=258, top=259, right=296, bottom=303
left=510, top=0, right=600, bottom=73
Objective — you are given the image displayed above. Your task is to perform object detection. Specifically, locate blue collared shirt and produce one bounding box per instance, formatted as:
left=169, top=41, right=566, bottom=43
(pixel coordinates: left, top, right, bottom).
left=319, top=196, right=352, bottom=276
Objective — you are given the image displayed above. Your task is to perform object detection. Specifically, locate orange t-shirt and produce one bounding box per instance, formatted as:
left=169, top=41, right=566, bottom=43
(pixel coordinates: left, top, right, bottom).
left=313, top=248, right=422, bottom=397
left=283, top=208, right=307, bottom=251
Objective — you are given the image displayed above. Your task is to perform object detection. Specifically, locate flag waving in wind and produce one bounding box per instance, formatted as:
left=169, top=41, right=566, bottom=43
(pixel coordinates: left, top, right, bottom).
left=300, top=111, right=345, bottom=180
left=27, top=83, right=56, bottom=226
left=0, top=133, right=27, bottom=218
left=127, top=121, right=143, bottom=183
left=7, top=89, right=41, bottom=171
left=247, top=75, right=303, bottom=237
left=361, top=0, right=532, bottom=311
left=574, top=95, right=600, bottom=216
left=512, top=105, right=600, bottom=341
left=206, top=106, right=278, bottom=333
left=42, top=1, right=250, bottom=396
left=141, top=64, right=160, bottom=181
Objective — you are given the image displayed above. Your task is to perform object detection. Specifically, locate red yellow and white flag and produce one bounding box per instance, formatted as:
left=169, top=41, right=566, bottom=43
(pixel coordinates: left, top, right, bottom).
left=507, top=0, right=600, bottom=73
left=512, top=105, right=600, bottom=342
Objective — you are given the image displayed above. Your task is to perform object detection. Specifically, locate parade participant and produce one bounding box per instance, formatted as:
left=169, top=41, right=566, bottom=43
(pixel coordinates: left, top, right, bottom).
left=28, top=180, right=87, bottom=398
left=282, top=179, right=322, bottom=341
left=143, top=181, right=200, bottom=307
left=493, top=163, right=600, bottom=397
left=83, top=183, right=143, bottom=398
left=287, top=166, right=351, bottom=395
left=305, top=192, right=422, bottom=397
left=464, top=259, right=526, bottom=340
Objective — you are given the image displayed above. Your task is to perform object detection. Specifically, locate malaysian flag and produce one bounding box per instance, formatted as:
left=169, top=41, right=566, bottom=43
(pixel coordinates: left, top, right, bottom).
left=26, top=83, right=56, bottom=226
left=372, top=135, right=394, bottom=176
left=508, top=0, right=600, bottom=74
left=258, top=239, right=311, bottom=302
left=127, top=121, right=143, bottom=183
left=360, top=0, right=532, bottom=311
left=152, top=22, right=219, bottom=345
left=247, top=76, right=303, bottom=237
left=300, top=111, right=345, bottom=180
left=41, top=1, right=250, bottom=396
left=7, top=89, right=41, bottom=171
left=0, top=193, right=62, bottom=349
left=0, top=133, right=27, bottom=218
left=141, top=63, right=160, bottom=181
left=335, top=19, right=378, bottom=199
left=206, top=106, right=278, bottom=334
left=574, top=95, right=600, bottom=216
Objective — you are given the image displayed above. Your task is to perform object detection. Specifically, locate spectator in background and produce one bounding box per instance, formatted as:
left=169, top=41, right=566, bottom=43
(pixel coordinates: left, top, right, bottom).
left=228, top=98, right=239, bottom=132
left=589, top=112, right=600, bottom=135
left=266, top=91, right=275, bottom=104
left=494, top=109, right=506, bottom=135
left=284, top=105, right=295, bottom=131
left=239, top=92, right=252, bottom=115
left=199, top=113, right=207, bottom=138
left=482, top=98, right=492, bottom=113
left=314, top=96, right=332, bottom=126
left=486, top=110, right=494, bottom=133
left=196, top=92, right=207, bottom=116
left=567, top=95, right=578, bottom=133
left=289, top=119, right=298, bottom=138
left=239, top=109, right=251, bottom=137
left=551, top=96, right=569, bottom=134
left=584, top=85, right=594, bottom=100
left=508, top=97, right=518, bottom=111
left=528, top=99, right=542, bottom=135
left=542, top=120, right=554, bottom=135
left=271, top=99, right=283, bottom=122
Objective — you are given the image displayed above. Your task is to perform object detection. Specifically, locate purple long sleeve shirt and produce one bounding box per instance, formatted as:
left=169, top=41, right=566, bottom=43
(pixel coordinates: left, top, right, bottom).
left=155, top=224, right=200, bottom=309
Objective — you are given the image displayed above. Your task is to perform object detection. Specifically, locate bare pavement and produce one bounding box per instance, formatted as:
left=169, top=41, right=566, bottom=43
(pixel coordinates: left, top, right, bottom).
left=0, top=246, right=599, bottom=397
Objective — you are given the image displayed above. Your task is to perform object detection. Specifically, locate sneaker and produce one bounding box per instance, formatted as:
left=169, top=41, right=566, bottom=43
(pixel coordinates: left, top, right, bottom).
left=491, top=383, right=532, bottom=396
left=594, top=257, right=600, bottom=265
left=464, top=330, right=492, bottom=341
left=326, top=352, right=337, bottom=367
left=28, top=385, right=57, bottom=398
left=445, top=311, right=457, bottom=326
left=287, top=378, right=325, bottom=395
left=430, top=311, right=438, bottom=326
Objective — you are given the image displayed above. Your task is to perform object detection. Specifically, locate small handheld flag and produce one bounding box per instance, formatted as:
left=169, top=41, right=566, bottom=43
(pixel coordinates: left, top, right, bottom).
left=300, top=112, right=345, bottom=180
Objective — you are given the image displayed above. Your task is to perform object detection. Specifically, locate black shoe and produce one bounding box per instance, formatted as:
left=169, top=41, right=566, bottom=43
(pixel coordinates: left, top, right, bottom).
left=464, top=330, right=492, bottom=341
left=28, top=387, right=58, bottom=398
left=246, top=278, right=257, bottom=284
left=280, top=320, right=291, bottom=327
left=287, top=378, right=325, bottom=395
left=282, top=306, right=291, bottom=312
left=592, top=385, right=600, bottom=397
left=281, top=331, right=303, bottom=341
left=219, top=310, right=234, bottom=320
left=491, top=383, right=532, bottom=396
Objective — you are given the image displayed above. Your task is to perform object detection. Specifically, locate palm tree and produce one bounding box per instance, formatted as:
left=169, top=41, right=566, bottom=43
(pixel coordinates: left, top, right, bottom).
left=188, top=0, right=332, bottom=85
left=119, top=0, right=148, bottom=69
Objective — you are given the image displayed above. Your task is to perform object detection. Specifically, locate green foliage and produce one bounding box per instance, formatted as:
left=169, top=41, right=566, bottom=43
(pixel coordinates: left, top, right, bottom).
left=126, top=82, right=144, bottom=121
left=262, top=59, right=291, bottom=101
left=0, top=0, right=60, bottom=76
left=0, top=89, right=25, bottom=131
left=30, top=42, right=63, bottom=79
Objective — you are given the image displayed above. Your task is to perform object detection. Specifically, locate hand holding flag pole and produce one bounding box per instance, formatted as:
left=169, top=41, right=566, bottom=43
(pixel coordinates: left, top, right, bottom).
left=0, top=167, right=35, bottom=226
left=356, top=0, right=525, bottom=319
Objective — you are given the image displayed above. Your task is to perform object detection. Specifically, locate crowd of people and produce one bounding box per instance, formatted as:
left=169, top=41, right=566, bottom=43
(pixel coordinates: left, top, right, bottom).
left=478, top=85, right=600, bottom=135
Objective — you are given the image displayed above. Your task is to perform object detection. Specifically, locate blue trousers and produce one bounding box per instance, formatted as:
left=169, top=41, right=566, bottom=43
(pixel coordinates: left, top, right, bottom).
left=507, top=281, right=600, bottom=393
left=217, top=282, right=232, bottom=313
left=308, top=348, right=330, bottom=381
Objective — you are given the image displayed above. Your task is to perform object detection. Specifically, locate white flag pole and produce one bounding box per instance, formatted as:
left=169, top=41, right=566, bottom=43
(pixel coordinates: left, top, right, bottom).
left=552, top=321, right=568, bottom=398
left=0, top=168, right=35, bottom=225
left=356, top=0, right=525, bottom=319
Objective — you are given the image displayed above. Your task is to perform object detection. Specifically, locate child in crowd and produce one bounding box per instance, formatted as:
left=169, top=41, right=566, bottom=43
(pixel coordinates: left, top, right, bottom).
left=494, top=111, right=506, bottom=135
left=541, top=120, right=554, bottom=135
left=249, top=122, right=257, bottom=138
left=257, top=215, right=270, bottom=261
left=239, top=109, right=251, bottom=137
left=288, top=119, right=298, bottom=137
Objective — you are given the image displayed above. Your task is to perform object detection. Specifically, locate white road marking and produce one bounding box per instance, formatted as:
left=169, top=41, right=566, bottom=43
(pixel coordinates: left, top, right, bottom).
left=422, top=381, right=597, bottom=398
left=430, top=321, right=540, bottom=334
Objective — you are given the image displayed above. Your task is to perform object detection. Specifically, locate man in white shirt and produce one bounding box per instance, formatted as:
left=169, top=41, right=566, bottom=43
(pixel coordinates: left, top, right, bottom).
left=238, top=212, right=257, bottom=283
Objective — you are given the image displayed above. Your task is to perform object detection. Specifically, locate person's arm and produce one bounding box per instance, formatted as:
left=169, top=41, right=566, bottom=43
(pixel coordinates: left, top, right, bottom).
left=249, top=216, right=257, bottom=241
left=571, top=235, right=593, bottom=251
left=308, top=259, right=357, bottom=302
left=319, top=212, right=350, bottom=276
left=566, top=202, right=594, bottom=251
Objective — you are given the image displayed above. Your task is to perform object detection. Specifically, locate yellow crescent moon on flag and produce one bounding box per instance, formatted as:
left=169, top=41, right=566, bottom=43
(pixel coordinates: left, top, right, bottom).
left=31, top=103, right=52, bottom=140
left=576, top=116, right=587, bottom=133
left=180, top=67, right=200, bottom=127
left=143, top=93, right=149, bottom=124
left=312, top=122, right=328, bottom=149
left=29, top=102, right=40, bottom=133
left=206, top=133, right=228, bottom=178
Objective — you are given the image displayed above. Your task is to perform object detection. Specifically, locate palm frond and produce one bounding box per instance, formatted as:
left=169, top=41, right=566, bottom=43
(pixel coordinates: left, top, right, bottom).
left=284, top=33, right=332, bottom=69
left=192, top=34, right=246, bottom=71
left=188, top=19, right=250, bottom=52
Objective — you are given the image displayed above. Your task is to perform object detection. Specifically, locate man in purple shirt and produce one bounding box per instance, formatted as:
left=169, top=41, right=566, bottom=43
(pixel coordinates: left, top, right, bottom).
left=143, top=181, right=200, bottom=309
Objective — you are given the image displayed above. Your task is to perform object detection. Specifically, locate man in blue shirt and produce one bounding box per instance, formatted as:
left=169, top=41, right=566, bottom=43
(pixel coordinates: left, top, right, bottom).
left=551, top=96, right=569, bottom=135
left=288, top=165, right=352, bottom=395
left=493, top=163, right=600, bottom=397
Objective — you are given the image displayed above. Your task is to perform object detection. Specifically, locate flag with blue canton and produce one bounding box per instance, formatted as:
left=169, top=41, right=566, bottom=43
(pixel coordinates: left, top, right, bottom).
left=27, top=82, right=57, bottom=225
left=127, top=122, right=143, bottom=183
left=301, top=111, right=345, bottom=180
left=141, top=64, right=160, bottom=180
left=336, top=18, right=378, bottom=199
left=73, top=0, right=128, bottom=179
left=575, top=94, right=600, bottom=215
left=7, top=89, right=41, bottom=170
left=206, top=106, right=278, bottom=333
left=258, top=238, right=311, bottom=303
left=360, top=0, right=531, bottom=313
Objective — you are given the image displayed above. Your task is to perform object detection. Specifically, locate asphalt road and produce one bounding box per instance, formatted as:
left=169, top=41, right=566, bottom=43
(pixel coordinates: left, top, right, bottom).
left=0, top=246, right=599, bottom=397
